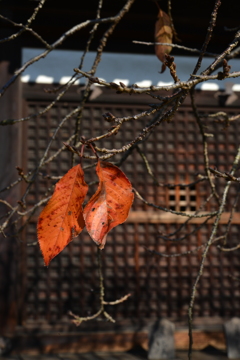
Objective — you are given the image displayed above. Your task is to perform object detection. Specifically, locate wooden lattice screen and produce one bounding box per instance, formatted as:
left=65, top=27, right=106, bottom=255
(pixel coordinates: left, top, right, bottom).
left=17, top=99, right=240, bottom=331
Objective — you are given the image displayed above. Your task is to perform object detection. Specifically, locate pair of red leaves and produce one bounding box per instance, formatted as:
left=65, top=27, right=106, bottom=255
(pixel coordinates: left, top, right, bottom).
left=37, top=161, right=134, bottom=266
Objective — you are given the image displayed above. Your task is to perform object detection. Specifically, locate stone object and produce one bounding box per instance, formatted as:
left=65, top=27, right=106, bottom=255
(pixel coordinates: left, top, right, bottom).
left=224, top=317, right=240, bottom=359
left=0, top=336, right=12, bottom=355
left=148, top=319, right=175, bottom=360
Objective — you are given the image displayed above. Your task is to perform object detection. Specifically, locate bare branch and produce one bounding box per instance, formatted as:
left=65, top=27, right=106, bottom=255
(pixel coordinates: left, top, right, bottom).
left=132, top=40, right=218, bottom=57
left=0, top=0, right=47, bottom=44
left=74, top=67, right=240, bottom=94
left=187, top=145, right=240, bottom=360
left=192, top=0, right=221, bottom=76
left=209, top=168, right=240, bottom=183
left=133, top=188, right=218, bottom=219
left=0, top=1, right=135, bottom=98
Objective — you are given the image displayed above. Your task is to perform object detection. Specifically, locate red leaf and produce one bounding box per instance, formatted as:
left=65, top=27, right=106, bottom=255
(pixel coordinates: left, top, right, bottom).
left=155, top=9, right=173, bottom=71
left=83, top=161, right=134, bottom=249
left=37, top=164, right=88, bottom=266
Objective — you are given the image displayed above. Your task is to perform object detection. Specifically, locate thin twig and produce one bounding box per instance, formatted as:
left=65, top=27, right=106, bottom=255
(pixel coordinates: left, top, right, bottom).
left=145, top=244, right=205, bottom=258
left=92, top=95, right=183, bottom=155
left=134, top=188, right=218, bottom=219
left=187, top=145, right=240, bottom=360
left=0, top=15, right=50, bottom=48
left=69, top=247, right=130, bottom=325
left=158, top=215, right=215, bottom=242
left=103, top=293, right=131, bottom=305
left=202, top=30, right=240, bottom=76
left=0, top=10, right=135, bottom=98
left=209, top=168, right=240, bottom=183
left=167, top=0, right=181, bottom=42
left=218, top=243, right=240, bottom=252
left=192, top=0, right=221, bottom=76
left=228, top=274, right=240, bottom=282
left=0, top=178, right=22, bottom=193
left=190, top=90, right=220, bottom=203
left=160, top=193, right=214, bottom=240
left=74, top=67, right=240, bottom=94
left=132, top=41, right=218, bottom=57
left=0, top=0, right=47, bottom=44
left=136, top=146, right=159, bottom=184
left=0, top=76, right=81, bottom=126
left=71, top=0, right=135, bottom=166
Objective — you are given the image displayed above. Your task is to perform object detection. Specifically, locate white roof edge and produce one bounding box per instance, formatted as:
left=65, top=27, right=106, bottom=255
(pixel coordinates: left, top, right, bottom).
left=21, top=48, right=240, bottom=91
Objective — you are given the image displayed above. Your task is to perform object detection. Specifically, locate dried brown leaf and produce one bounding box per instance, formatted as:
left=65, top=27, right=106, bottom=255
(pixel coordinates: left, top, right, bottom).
left=155, top=9, right=173, bottom=68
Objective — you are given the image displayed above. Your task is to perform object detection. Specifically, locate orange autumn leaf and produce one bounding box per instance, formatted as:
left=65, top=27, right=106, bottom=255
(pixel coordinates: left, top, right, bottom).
left=155, top=8, right=173, bottom=72
left=37, top=164, right=88, bottom=266
left=83, top=161, right=134, bottom=249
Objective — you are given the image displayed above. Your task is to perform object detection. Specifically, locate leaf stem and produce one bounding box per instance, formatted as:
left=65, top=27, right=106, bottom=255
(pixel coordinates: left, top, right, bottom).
left=69, top=246, right=131, bottom=325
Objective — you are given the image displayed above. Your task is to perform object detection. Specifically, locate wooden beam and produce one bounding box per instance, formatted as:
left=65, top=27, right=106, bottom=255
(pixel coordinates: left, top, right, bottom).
left=174, top=330, right=226, bottom=351
left=11, top=329, right=226, bottom=354
left=24, top=210, right=240, bottom=225
left=126, top=211, right=240, bottom=224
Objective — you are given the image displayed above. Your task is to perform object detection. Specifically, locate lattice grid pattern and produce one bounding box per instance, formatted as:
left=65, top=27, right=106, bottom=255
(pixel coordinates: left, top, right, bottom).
left=19, top=101, right=240, bottom=329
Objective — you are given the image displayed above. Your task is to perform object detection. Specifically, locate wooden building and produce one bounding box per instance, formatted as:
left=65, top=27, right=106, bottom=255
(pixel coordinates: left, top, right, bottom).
left=0, top=0, right=240, bottom=354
